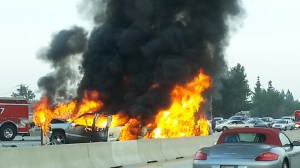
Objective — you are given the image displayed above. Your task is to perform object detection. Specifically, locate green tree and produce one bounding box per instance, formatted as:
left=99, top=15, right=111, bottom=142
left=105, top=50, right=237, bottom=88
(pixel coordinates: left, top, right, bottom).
left=212, top=63, right=251, bottom=118
left=251, top=76, right=263, bottom=117
left=254, top=76, right=262, bottom=93
left=282, top=90, right=300, bottom=116
left=251, top=79, right=285, bottom=118
left=11, top=84, right=36, bottom=101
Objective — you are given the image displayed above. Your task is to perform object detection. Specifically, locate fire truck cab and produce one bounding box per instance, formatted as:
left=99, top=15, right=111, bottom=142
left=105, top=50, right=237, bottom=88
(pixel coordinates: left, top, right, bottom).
left=0, top=97, right=30, bottom=141
left=294, top=110, right=300, bottom=129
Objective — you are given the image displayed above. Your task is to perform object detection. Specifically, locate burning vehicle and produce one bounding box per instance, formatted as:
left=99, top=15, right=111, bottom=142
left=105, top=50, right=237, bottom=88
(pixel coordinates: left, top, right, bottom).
left=33, top=0, right=244, bottom=141
left=49, top=113, right=113, bottom=144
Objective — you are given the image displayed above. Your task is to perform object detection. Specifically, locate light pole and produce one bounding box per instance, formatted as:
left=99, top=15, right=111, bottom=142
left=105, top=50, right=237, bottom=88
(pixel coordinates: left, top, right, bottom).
left=210, top=96, right=213, bottom=120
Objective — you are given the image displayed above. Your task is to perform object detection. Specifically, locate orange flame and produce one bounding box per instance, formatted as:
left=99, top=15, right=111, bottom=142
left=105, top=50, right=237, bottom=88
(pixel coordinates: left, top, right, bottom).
left=33, top=70, right=211, bottom=140
left=144, top=70, right=211, bottom=138
left=119, top=118, right=142, bottom=140
left=33, top=91, right=103, bottom=135
left=110, top=112, right=130, bottom=127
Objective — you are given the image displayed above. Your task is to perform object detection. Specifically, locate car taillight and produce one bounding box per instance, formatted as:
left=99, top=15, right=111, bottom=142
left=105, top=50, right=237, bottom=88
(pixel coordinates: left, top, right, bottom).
left=194, top=151, right=207, bottom=160
left=255, top=152, right=278, bottom=161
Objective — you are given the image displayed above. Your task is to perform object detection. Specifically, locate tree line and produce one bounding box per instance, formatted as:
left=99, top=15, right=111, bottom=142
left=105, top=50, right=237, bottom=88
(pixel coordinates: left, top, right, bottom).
left=212, top=63, right=300, bottom=119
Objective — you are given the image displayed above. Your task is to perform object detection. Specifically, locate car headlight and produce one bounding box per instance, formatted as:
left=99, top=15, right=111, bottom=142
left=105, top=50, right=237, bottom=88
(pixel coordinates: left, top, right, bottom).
left=295, top=124, right=300, bottom=127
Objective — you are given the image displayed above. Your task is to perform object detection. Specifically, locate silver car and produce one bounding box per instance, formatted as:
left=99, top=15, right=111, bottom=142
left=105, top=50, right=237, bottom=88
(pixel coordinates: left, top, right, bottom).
left=49, top=113, right=112, bottom=144
left=193, top=128, right=300, bottom=168
left=214, top=120, right=253, bottom=132
left=272, top=119, right=295, bottom=131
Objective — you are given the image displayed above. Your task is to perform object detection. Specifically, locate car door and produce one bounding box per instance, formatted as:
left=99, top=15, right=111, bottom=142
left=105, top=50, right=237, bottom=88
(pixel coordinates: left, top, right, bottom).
left=289, top=120, right=295, bottom=129
left=236, top=121, right=246, bottom=128
left=286, top=120, right=291, bottom=129
left=287, top=120, right=293, bottom=129
left=279, top=133, right=300, bottom=168
left=91, top=113, right=108, bottom=142
left=65, top=114, right=94, bottom=143
left=228, top=121, right=237, bottom=129
left=65, top=124, right=90, bottom=143
left=283, top=120, right=288, bottom=130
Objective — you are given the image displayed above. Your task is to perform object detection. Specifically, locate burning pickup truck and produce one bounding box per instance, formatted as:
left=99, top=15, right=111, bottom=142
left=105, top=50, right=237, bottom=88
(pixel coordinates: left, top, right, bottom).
left=49, top=113, right=121, bottom=144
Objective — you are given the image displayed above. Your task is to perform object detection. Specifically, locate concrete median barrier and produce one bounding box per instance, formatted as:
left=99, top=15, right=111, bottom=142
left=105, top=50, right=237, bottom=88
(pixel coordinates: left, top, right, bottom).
left=159, top=134, right=217, bottom=160
left=160, top=137, right=185, bottom=160
left=180, top=135, right=215, bottom=157
left=111, top=140, right=142, bottom=166
left=137, top=139, right=166, bottom=163
left=88, top=142, right=120, bottom=168
left=0, top=143, right=92, bottom=168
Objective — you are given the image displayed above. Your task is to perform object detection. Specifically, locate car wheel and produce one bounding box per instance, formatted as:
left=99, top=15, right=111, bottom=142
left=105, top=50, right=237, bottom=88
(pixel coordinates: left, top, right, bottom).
left=282, top=159, right=289, bottom=168
left=0, top=125, right=17, bottom=141
left=290, top=126, right=294, bottom=130
left=222, top=126, right=228, bottom=131
left=50, top=131, right=66, bottom=144
left=284, top=127, right=287, bottom=131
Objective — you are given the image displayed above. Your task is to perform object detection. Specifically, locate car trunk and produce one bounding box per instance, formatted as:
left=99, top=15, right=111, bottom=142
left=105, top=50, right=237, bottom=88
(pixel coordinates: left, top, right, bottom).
left=208, top=143, right=272, bottom=159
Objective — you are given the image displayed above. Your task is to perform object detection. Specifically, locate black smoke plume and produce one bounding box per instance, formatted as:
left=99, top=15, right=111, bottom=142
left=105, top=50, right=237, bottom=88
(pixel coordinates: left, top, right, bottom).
left=39, top=0, right=244, bottom=122
left=37, top=26, right=87, bottom=104
left=77, top=0, right=244, bottom=120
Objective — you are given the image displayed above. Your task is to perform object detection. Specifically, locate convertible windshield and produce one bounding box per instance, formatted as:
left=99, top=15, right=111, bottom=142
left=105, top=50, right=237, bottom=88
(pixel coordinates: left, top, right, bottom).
left=223, top=133, right=266, bottom=143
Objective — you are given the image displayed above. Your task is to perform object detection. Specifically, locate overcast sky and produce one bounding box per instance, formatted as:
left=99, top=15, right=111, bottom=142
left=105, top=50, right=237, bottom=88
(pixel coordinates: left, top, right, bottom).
left=226, top=0, right=300, bottom=100
left=0, top=0, right=299, bottom=100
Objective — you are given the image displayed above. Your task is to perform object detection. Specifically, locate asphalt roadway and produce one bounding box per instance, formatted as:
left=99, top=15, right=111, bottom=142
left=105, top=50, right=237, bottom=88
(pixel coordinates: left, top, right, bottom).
left=0, top=128, right=50, bottom=148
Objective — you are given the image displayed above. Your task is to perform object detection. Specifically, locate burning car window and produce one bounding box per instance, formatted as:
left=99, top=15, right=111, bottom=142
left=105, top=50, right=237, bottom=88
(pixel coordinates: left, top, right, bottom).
left=72, top=113, right=95, bottom=127
left=95, top=115, right=110, bottom=128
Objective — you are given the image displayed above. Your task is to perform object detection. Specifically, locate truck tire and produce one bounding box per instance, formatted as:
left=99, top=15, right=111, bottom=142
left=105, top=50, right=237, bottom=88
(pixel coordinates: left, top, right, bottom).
left=0, top=125, right=17, bottom=141
left=50, top=131, right=66, bottom=144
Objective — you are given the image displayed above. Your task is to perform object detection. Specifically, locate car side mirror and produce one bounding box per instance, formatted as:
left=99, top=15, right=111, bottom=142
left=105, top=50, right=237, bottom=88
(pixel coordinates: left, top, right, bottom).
left=292, top=141, right=300, bottom=146
left=283, top=143, right=292, bottom=148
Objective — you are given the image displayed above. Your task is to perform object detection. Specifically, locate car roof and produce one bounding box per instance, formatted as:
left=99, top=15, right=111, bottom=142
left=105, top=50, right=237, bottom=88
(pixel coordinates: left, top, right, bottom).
left=217, top=128, right=282, bottom=146
left=227, top=120, right=244, bottom=122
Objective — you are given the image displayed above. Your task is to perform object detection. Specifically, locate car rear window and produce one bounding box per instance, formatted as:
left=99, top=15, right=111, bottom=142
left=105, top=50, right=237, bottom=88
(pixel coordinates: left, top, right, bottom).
left=223, top=133, right=266, bottom=143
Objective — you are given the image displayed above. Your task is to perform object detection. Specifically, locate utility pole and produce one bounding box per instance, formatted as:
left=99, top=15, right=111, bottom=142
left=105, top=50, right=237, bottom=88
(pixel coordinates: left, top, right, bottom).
left=210, top=95, right=213, bottom=120
left=41, top=128, right=44, bottom=145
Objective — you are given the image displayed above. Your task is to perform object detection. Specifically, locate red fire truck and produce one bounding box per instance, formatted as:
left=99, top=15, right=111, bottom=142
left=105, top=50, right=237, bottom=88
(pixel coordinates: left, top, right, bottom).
left=294, top=110, right=300, bottom=129
left=0, top=97, right=30, bottom=141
